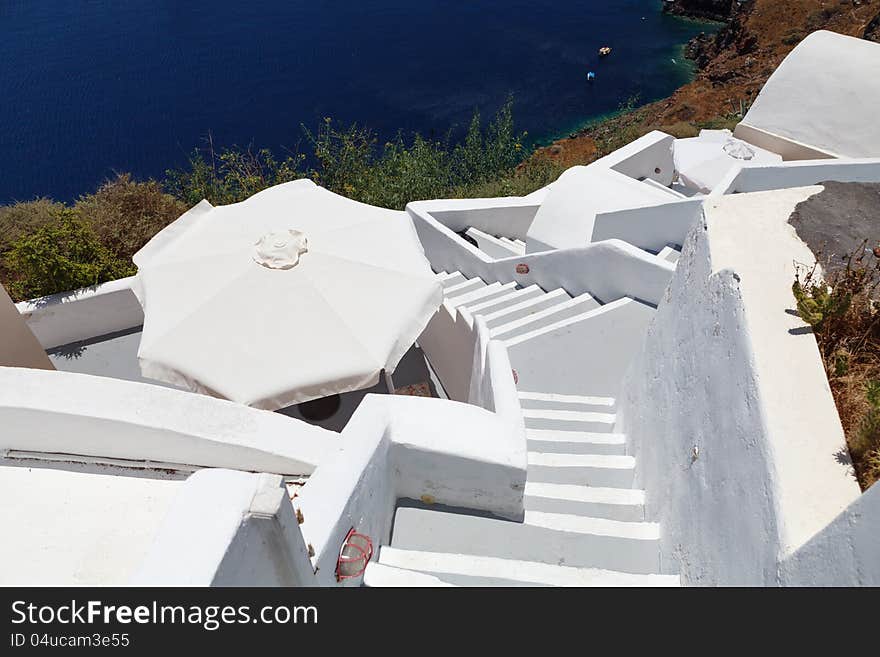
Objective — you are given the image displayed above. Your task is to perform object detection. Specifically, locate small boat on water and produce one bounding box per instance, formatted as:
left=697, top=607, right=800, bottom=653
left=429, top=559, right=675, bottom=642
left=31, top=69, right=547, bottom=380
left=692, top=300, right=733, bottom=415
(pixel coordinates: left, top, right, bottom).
left=586, top=71, right=596, bottom=81
left=599, top=46, right=612, bottom=56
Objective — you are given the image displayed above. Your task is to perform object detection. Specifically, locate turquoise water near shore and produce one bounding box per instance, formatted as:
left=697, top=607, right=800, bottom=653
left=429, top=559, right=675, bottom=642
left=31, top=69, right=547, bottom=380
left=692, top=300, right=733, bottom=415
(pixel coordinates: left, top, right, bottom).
left=0, top=1, right=714, bottom=203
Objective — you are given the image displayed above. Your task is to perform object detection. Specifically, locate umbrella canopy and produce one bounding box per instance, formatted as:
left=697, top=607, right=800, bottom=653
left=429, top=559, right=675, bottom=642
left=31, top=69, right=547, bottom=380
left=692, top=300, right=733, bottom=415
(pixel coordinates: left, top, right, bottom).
left=132, top=179, right=442, bottom=410
left=673, top=132, right=782, bottom=193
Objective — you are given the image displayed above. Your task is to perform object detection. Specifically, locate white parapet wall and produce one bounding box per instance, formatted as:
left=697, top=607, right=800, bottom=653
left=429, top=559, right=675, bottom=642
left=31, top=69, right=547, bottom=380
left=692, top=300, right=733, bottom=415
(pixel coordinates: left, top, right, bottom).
left=0, top=367, right=338, bottom=475
left=131, top=469, right=317, bottom=586
left=781, top=480, right=880, bottom=585
left=412, top=202, right=676, bottom=304
left=427, top=198, right=541, bottom=241
left=600, top=130, right=676, bottom=186
left=618, top=186, right=872, bottom=585
left=16, top=276, right=144, bottom=349
left=713, top=158, right=880, bottom=196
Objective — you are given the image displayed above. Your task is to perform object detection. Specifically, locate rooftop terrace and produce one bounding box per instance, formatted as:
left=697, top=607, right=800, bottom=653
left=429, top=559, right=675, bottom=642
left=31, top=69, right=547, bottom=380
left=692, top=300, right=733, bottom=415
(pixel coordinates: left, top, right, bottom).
left=0, top=462, right=183, bottom=586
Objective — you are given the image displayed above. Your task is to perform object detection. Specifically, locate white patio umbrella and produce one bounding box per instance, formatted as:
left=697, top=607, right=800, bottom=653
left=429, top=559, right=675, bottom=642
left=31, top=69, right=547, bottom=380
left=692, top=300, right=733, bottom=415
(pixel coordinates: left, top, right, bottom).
left=131, top=179, right=442, bottom=410
left=673, top=132, right=782, bottom=193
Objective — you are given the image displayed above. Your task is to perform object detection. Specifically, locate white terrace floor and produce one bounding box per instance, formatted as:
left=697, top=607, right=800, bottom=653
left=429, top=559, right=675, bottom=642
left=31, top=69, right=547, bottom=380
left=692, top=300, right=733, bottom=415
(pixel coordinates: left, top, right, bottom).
left=0, top=463, right=184, bottom=586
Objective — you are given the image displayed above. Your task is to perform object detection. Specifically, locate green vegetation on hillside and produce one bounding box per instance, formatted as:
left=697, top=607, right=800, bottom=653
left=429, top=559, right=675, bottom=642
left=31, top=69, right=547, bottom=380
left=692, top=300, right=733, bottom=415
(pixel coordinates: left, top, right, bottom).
left=0, top=99, right=564, bottom=302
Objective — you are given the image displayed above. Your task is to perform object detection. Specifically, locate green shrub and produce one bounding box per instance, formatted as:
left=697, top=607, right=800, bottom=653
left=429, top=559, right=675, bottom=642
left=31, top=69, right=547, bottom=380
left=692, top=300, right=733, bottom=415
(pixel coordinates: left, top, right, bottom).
left=169, top=97, right=529, bottom=211
left=782, top=32, right=804, bottom=46
left=451, top=155, right=565, bottom=199
left=164, top=140, right=305, bottom=207
left=854, top=380, right=880, bottom=459
left=0, top=198, right=70, bottom=293
left=303, top=119, right=376, bottom=199
left=792, top=276, right=851, bottom=331
left=74, top=174, right=188, bottom=262
left=6, top=209, right=133, bottom=301
left=360, top=134, right=454, bottom=208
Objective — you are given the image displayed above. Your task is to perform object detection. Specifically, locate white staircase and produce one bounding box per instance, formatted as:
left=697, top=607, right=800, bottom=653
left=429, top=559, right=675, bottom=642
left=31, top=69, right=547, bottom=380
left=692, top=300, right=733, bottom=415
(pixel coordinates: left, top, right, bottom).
left=365, top=386, right=678, bottom=586
left=374, top=270, right=677, bottom=586
left=435, top=270, right=600, bottom=337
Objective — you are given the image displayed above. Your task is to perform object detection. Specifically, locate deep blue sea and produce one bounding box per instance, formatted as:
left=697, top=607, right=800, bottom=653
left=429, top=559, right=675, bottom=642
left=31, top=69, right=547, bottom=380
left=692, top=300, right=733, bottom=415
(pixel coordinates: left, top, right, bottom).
left=0, top=1, right=713, bottom=203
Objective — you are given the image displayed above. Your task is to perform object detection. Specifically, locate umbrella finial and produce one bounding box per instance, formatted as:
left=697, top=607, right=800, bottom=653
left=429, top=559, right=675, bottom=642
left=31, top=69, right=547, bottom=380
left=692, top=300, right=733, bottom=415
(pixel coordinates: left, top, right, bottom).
left=253, top=230, right=309, bottom=270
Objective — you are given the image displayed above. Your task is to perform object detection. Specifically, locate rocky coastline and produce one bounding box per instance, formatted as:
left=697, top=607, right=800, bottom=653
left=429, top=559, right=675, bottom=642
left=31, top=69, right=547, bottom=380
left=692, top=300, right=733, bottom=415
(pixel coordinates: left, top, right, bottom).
left=661, top=0, right=737, bottom=24
left=531, top=0, right=880, bottom=168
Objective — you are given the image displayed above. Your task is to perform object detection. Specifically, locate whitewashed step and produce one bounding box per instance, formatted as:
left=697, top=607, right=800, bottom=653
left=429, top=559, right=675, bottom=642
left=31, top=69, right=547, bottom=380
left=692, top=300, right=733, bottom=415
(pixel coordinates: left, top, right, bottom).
left=518, top=391, right=616, bottom=414
left=446, top=281, right=512, bottom=308
left=527, top=452, right=635, bottom=487
left=378, top=547, right=676, bottom=587
left=498, top=236, right=526, bottom=255
left=363, top=561, right=456, bottom=587
left=658, top=245, right=681, bottom=263
left=490, top=293, right=600, bottom=340
left=390, top=506, right=661, bottom=574
left=522, top=408, right=616, bottom=432
left=524, top=482, right=644, bottom=520
left=482, top=288, right=571, bottom=329
left=641, top=177, right=688, bottom=199
left=525, top=429, right=627, bottom=455
left=465, top=227, right=522, bottom=258
left=463, top=285, right=544, bottom=319
left=437, top=271, right=466, bottom=288
left=443, top=277, right=486, bottom=299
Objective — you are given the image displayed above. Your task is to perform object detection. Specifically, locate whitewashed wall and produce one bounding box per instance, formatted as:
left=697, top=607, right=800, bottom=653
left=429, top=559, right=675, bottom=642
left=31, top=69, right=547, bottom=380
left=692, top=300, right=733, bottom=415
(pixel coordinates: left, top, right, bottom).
left=506, top=297, right=655, bottom=397
left=714, top=158, right=880, bottom=196
left=428, top=199, right=540, bottom=241
left=618, top=187, right=872, bottom=585
left=468, top=316, right=527, bottom=442
left=17, top=276, right=144, bottom=349
left=0, top=367, right=337, bottom=475
left=410, top=210, right=675, bottom=306
left=132, top=469, right=317, bottom=586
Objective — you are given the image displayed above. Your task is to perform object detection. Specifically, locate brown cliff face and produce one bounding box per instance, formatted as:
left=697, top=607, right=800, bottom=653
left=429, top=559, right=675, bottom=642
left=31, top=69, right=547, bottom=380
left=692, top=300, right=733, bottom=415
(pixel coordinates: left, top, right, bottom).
left=533, top=0, right=880, bottom=168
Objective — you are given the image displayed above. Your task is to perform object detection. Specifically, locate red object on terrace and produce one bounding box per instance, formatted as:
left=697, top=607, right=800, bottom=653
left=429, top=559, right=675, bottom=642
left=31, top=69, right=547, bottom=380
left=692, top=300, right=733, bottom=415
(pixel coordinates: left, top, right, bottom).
left=336, top=528, right=374, bottom=581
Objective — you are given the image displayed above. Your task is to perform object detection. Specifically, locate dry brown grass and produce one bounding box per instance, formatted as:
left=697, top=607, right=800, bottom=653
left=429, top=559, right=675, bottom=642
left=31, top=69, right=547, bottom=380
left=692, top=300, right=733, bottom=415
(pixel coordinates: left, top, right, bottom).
left=794, top=247, right=880, bottom=489
left=830, top=364, right=880, bottom=485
